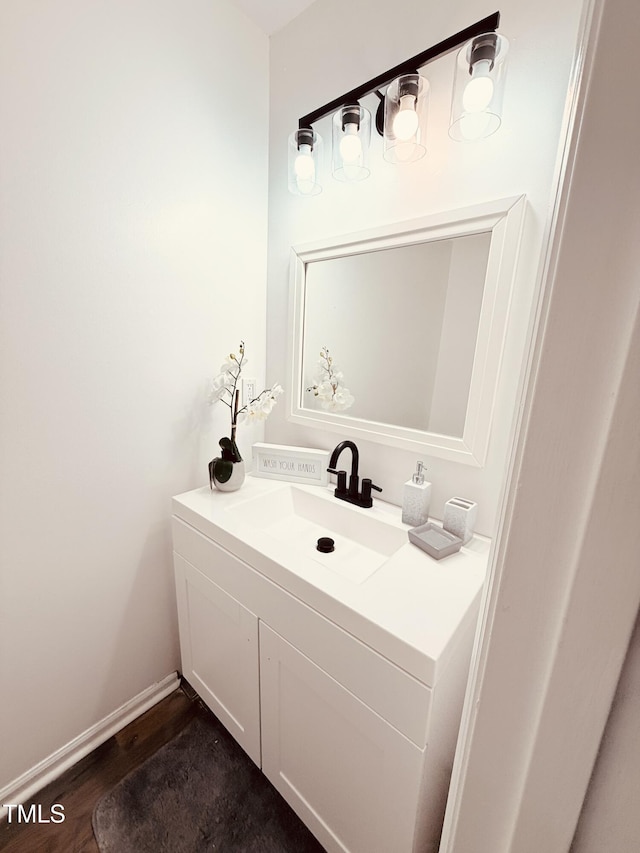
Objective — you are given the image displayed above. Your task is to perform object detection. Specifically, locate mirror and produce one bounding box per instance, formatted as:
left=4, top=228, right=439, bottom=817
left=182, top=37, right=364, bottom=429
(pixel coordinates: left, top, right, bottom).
left=302, top=233, right=491, bottom=437
left=287, top=197, right=525, bottom=466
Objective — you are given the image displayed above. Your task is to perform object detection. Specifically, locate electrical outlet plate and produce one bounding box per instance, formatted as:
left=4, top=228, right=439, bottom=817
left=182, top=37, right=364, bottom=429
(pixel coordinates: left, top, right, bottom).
left=242, top=378, right=257, bottom=405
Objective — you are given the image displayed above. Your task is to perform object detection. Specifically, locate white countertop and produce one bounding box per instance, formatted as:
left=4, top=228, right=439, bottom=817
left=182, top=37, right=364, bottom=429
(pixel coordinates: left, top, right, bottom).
left=172, top=475, right=489, bottom=686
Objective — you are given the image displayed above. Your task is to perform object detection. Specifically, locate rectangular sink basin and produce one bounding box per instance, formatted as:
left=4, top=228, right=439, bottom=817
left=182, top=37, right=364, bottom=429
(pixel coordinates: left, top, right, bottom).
left=225, top=484, right=408, bottom=584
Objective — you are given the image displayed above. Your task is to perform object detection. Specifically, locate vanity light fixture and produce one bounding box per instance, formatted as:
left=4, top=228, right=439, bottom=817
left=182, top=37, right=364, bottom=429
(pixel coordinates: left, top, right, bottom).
left=288, top=11, right=506, bottom=196
left=449, top=32, right=509, bottom=141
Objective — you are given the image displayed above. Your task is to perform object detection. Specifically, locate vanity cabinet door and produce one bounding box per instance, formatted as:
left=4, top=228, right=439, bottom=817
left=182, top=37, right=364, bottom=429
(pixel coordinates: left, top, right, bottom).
left=259, top=623, right=425, bottom=853
left=174, top=554, right=260, bottom=765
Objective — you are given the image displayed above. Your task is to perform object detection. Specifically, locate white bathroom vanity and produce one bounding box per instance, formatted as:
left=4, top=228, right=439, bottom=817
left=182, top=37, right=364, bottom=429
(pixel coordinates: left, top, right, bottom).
left=172, top=476, right=487, bottom=853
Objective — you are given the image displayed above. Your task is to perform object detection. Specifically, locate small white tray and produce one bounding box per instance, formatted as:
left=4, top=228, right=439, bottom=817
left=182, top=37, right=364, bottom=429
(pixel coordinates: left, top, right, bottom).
left=408, top=522, right=463, bottom=559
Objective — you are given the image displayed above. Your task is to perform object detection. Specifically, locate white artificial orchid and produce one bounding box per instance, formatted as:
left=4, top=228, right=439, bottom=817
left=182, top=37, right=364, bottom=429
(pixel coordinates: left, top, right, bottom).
left=208, top=372, right=232, bottom=404
left=331, top=388, right=355, bottom=411
left=237, top=383, right=284, bottom=423
left=306, top=347, right=354, bottom=413
left=209, top=342, right=282, bottom=440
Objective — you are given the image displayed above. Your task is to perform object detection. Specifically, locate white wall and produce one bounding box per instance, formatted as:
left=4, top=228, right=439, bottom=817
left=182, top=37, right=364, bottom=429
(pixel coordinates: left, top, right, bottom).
left=265, top=0, right=586, bottom=536
left=0, top=0, right=268, bottom=793
left=571, top=610, right=640, bottom=853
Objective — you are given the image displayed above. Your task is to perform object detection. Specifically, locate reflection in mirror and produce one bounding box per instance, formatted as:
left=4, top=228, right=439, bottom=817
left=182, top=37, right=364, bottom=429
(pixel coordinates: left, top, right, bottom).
left=287, top=197, right=526, bottom=465
left=302, top=233, right=491, bottom=438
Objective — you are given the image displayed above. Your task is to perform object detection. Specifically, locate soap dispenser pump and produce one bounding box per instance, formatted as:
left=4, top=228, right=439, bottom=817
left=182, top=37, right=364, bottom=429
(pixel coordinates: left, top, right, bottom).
left=402, top=461, right=431, bottom=526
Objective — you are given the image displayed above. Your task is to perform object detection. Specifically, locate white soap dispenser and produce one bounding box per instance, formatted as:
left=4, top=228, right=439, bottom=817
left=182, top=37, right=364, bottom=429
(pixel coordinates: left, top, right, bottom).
left=402, top=461, right=431, bottom=526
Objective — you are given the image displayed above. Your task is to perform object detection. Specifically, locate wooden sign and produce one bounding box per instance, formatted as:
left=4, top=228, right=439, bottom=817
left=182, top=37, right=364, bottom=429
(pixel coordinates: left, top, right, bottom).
left=252, top=443, right=330, bottom=486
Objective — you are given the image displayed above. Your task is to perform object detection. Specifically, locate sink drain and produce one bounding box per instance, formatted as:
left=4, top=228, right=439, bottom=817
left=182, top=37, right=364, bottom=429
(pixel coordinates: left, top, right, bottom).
left=316, top=537, right=335, bottom=553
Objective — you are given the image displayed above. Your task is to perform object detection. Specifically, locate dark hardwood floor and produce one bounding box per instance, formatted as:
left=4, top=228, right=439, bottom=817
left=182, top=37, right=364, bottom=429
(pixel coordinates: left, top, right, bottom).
left=0, top=682, right=206, bottom=853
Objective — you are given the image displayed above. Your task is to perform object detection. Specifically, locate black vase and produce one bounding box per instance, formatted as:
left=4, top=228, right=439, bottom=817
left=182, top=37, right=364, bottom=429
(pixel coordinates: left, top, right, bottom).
left=208, top=437, right=245, bottom=492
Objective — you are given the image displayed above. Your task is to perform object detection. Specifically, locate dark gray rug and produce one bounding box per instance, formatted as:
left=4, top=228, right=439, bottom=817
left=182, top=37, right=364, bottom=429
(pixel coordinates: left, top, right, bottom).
left=92, top=713, right=325, bottom=852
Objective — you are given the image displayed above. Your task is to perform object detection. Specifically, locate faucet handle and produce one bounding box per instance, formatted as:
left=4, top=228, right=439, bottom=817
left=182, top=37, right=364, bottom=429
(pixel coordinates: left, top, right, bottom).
left=361, top=478, right=382, bottom=504
left=327, top=467, right=348, bottom=494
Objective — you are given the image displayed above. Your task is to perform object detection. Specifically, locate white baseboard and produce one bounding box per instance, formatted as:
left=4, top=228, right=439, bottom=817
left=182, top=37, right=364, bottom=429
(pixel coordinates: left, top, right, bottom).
left=0, top=671, right=180, bottom=819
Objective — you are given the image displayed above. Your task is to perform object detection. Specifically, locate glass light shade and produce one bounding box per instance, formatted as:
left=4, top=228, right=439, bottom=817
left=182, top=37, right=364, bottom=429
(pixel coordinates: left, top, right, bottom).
left=449, top=33, right=509, bottom=142
left=383, top=74, right=429, bottom=164
left=332, top=105, right=371, bottom=182
left=288, top=129, right=323, bottom=196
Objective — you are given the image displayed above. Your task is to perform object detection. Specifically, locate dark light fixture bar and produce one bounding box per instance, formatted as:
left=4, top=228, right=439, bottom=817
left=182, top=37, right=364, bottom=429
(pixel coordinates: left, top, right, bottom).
left=298, top=11, right=500, bottom=131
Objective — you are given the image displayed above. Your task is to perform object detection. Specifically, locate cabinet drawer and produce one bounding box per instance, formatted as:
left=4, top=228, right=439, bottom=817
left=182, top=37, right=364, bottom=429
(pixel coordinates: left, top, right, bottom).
left=173, top=517, right=432, bottom=746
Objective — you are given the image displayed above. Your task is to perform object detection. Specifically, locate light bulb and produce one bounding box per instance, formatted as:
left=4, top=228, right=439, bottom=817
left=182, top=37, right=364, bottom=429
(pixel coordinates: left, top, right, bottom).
left=294, top=144, right=315, bottom=180
left=392, top=94, right=419, bottom=141
left=294, top=143, right=316, bottom=194
left=339, top=123, right=362, bottom=164
left=462, top=59, right=494, bottom=113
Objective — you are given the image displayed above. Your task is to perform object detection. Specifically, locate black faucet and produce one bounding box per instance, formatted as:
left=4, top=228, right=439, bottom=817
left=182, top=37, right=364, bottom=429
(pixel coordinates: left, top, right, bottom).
left=327, top=440, right=382, bottom=509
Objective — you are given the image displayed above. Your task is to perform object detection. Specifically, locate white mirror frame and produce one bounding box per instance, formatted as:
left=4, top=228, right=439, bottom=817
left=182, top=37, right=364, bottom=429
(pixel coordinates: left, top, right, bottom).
left=287, top=195, right=526, bottom=466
